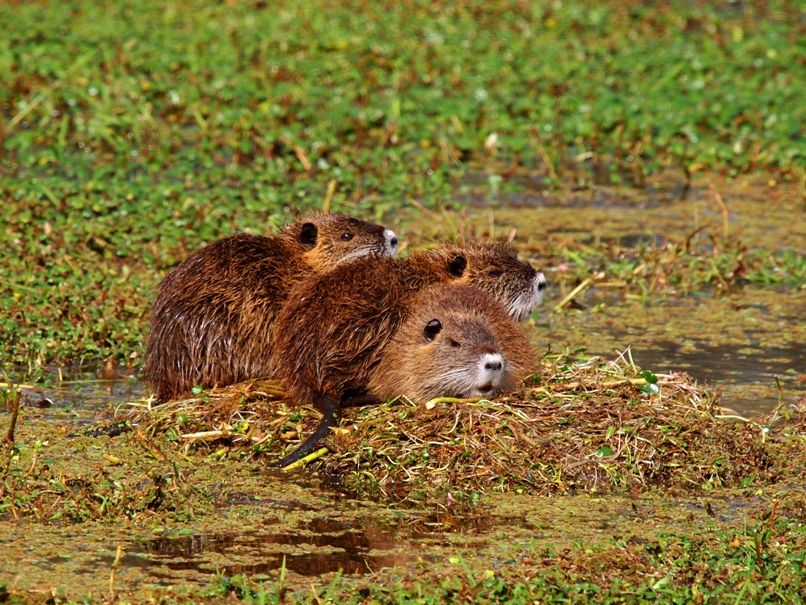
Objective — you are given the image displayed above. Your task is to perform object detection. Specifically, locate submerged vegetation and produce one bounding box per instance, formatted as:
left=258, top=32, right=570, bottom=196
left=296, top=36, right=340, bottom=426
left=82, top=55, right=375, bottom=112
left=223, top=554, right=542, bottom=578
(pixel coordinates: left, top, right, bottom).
left=148, top=512, right=806, bottom=605
left=1, top=352, right=805, bottom=602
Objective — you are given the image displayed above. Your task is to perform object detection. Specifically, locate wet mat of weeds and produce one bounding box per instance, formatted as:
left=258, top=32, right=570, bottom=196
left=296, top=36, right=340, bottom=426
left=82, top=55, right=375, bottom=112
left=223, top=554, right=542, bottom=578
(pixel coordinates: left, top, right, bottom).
left=3, top=367, right=803, bottom=597
left=0, top=490, right=789, bottom=598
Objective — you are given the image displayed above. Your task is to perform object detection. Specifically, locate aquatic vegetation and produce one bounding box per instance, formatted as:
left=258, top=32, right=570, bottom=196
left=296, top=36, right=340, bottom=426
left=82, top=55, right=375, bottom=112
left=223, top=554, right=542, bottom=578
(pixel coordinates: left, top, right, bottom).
left=199, top=512, right=806, bottom=605
left=1, top=1, right=804, bottom=601
left=1, top=0, right=804, bottom=374
left=119, top=352, right=805, bottom=503
left=2, top=351, right=805, bottom=601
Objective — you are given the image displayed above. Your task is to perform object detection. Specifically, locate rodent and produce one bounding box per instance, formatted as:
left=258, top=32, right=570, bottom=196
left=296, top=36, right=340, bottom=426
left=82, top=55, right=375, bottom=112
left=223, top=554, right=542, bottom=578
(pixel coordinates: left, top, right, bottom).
left=367, top=284, right=534, bottom=403
left=272, top=241, right=545, bottom=466
left=143, top=212, right=398, bottom=401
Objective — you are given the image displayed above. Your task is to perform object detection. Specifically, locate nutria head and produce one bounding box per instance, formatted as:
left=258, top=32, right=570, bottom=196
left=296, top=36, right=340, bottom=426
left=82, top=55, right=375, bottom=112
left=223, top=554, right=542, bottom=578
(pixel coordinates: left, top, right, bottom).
left=369, top=284, right=534, bottom=403
left=286, top=212, right=398, bottom=271
left=418, top=316, right=513, bottom=398
left=414, top=242, right=546, bottom=322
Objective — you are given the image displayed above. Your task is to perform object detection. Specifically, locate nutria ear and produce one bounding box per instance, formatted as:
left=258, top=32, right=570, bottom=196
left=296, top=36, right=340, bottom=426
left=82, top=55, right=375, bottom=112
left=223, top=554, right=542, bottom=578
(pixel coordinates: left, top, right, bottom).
left=423, top=319, right=442, bottom=341
left=448, top=254, right=467, bottom=278
left=299, top=222, right=318, bottom=247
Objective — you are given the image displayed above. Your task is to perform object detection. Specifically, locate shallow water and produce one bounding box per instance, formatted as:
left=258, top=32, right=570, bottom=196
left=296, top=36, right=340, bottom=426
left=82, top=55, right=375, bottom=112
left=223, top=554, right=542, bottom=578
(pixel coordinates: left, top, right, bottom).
left=533, top=287, right=805, bottom=417
left=454, top=171, right=805, bottom=250
left=0, top=471, right=781, bottom=599
left=4, top=364, right=795, bottom=598
left=408, top=173, right=805, bottom=417
left=17, top=367, right=143, bottom=413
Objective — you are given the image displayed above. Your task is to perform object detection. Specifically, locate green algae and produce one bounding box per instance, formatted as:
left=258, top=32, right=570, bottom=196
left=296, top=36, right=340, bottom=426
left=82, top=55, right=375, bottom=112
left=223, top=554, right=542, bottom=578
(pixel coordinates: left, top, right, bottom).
left=2, top=0, right=805, bottom=373
left=2, top=364, right=805, bottom=601
left=3, top=169, right=804, bottom=600
left=1, top=0, right=804, bottom=600
left=2, top=488, right=803, bottom=602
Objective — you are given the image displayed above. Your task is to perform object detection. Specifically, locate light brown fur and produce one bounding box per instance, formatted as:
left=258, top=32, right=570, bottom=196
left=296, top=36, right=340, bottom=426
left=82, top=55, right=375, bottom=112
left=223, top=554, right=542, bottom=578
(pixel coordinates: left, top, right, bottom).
left=368, top=284, right=534, bottom=402
left=271, top=243, right=542, bottom=466
left=273, top=241, right=544, bottom=406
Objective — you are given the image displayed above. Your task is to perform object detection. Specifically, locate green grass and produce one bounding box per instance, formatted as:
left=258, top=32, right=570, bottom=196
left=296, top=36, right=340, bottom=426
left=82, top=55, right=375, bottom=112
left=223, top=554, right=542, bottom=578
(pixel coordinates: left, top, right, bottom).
left=1, top=0, right=803, bottom=371
left=172, top=511, right=806, bottom=604
left=556, top=240, right=806, bottom=295
left=3, top=0, right=803, bottom=185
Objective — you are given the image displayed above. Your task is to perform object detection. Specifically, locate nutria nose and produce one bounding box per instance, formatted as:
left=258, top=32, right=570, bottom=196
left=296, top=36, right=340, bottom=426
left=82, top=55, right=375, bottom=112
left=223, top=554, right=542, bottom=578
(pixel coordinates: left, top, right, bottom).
left=534, top=272, right=548, bottom=305
left=481, top=353, right=504, bottom=373
left=384, top=229, right=399, bottom=257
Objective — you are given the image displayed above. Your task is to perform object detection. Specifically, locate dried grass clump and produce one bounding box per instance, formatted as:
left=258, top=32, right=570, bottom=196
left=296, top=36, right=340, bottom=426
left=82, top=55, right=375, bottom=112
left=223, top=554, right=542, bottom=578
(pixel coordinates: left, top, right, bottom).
left=126, top=353, right=806, bottom=503
left=131, top=381, right=291, bottom=455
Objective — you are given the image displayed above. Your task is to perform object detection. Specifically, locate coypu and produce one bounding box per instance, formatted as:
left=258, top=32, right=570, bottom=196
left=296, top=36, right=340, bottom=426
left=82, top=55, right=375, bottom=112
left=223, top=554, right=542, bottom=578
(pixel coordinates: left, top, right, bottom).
left=144, top=213, right=398, bottom=401
left=272, top=241, right=544, bottom=466
left=368, top=285, right=534, bottom=402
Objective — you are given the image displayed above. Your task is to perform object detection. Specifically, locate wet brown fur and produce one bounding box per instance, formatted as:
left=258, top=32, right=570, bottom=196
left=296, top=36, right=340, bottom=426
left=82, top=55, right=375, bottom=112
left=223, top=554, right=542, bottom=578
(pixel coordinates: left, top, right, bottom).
left=272, top=241, right=540, bottom=406
left=368, top=285, right=535, bottom=402
left=144, top=213, right=393, bottom=401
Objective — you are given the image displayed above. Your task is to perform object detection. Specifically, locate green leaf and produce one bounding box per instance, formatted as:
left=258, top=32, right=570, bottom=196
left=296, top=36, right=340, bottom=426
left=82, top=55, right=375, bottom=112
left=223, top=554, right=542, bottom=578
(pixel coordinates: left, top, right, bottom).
left=596, top=445, right=614, bottom=457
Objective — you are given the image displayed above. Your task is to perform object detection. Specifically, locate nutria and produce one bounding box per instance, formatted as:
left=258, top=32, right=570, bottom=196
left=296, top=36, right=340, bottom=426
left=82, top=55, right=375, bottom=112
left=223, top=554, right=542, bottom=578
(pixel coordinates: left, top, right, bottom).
left=368, top=285, right=534, bottom=403
left=272, top=241, right=544, bottom=465
left=144, top=213, right=398, bottom=401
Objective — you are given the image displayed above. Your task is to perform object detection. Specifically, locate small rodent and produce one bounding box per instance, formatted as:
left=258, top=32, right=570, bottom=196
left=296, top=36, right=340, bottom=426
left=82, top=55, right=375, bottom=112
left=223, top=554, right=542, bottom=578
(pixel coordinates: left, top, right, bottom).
left=144, top=213, right=398, bottom=401
left=368, top=284, right=534, bottom=403
left=272, top=241, right=544, bottom=466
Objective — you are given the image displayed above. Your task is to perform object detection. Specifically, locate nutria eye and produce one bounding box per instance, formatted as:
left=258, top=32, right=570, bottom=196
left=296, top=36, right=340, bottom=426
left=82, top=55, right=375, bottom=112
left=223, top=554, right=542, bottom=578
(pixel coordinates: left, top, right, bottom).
left=489, top=269, right=502, bottom=278
left=423, top=319, right=442, bottom=341
left=341, top=232, right=354, bottom=241
left=448, top=338, right=460, bottom=348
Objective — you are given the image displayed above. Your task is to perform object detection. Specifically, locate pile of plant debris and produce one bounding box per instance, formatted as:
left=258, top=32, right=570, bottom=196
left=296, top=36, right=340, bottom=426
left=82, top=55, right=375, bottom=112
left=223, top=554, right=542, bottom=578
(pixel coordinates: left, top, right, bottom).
left=129, top=353, right=806, bottom=503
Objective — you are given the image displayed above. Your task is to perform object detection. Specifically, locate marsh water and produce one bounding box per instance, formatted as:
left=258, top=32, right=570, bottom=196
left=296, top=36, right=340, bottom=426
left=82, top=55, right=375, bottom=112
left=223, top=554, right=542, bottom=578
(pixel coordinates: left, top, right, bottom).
left=422, top=173, right=805, bottom=417
left=2, top=176, right=803, bottom=599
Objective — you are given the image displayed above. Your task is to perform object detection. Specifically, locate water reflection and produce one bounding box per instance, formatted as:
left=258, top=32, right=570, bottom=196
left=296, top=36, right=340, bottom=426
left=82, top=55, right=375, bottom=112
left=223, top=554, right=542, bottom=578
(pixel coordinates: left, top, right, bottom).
left=87, top=514, right=424, bottom=583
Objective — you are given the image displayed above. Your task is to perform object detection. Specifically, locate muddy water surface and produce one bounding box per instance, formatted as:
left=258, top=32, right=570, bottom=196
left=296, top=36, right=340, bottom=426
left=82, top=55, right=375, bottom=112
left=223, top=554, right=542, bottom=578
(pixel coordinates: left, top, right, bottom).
left=406, top=173, right=804, bottom=417
left=536, top=288, right=805, bottom=417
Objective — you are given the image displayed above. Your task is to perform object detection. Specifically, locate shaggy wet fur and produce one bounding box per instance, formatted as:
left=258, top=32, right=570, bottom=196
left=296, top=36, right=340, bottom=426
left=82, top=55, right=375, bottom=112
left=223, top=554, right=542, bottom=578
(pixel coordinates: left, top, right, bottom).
left=144, top=213, right=395, bottom=401
left=273, top=241, right=543, bottom=405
